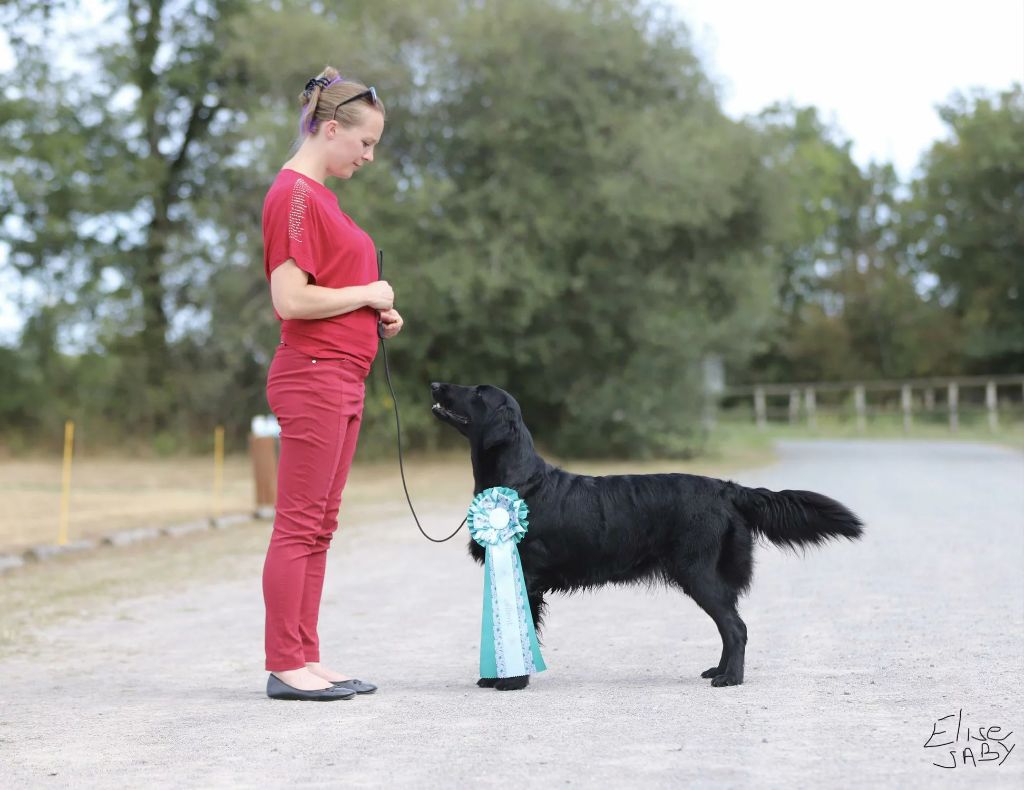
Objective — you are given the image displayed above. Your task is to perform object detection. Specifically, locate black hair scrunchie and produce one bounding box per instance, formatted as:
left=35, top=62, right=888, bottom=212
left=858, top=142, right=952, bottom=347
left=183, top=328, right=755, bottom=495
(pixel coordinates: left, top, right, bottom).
left=303, top=77, right=331, bottom=97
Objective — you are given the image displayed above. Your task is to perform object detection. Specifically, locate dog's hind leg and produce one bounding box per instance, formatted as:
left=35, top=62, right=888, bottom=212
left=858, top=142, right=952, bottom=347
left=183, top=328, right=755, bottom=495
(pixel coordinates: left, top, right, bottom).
left=685, top=572, right=747, bottom=687
left=527, top=587, right=547, bottom=634
left=700, top=649, right=727, bottom=680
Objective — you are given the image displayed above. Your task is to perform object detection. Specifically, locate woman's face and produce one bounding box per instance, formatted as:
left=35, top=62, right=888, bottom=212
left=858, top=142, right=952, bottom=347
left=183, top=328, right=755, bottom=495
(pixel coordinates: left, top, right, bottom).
left=325, top=109, right=385, bottom=180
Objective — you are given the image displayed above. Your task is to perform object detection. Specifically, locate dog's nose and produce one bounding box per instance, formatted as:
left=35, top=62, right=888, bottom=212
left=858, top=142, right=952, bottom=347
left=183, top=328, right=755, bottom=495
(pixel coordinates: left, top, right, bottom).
left=431, top=382, right=442, bottom=395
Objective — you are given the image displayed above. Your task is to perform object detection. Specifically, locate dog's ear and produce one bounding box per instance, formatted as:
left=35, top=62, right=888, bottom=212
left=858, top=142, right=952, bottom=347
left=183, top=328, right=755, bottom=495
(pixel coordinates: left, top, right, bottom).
left=481, top=405, right=516, bottom=451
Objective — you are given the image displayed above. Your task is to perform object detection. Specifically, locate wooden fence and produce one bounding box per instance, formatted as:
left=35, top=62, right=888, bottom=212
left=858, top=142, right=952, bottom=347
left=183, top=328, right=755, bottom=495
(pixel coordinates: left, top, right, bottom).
left=718, top=374, right=1024, bottom=433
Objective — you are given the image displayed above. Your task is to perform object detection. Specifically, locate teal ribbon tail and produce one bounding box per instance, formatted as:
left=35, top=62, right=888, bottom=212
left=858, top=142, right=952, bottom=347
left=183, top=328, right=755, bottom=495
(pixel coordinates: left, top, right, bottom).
left=479, top=543, right=546, bottom=678
left=516, top=545, right=547, bottom=672
left=479, top=550, right=497, bottom=678
left=469, top=486, right=544, bottom=679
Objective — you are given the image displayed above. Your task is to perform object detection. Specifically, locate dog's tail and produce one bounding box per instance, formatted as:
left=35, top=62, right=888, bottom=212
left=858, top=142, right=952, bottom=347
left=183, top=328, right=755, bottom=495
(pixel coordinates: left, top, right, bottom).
left=730, top=485, right=864, bottom=549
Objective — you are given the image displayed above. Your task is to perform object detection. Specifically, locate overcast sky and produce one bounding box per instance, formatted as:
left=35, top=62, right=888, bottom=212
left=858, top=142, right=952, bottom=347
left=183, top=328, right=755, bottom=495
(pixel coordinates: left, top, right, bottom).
left=1, top=1, right=1022, bottom=340
left=671, top=0, right=1023, bottom=178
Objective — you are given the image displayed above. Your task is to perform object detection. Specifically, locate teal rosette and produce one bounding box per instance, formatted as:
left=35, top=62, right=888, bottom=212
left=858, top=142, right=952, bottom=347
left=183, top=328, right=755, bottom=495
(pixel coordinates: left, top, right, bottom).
left=467, top=486, right=529, bottom=547
left=467, top=486, right=546, bottom=679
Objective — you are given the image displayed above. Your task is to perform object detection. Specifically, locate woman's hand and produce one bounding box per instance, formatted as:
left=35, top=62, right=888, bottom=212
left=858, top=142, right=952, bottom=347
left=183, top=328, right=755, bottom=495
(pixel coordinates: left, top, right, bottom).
left=363, top=280, right=394, bottom=311
left=379, top=308, right=404, bottom=339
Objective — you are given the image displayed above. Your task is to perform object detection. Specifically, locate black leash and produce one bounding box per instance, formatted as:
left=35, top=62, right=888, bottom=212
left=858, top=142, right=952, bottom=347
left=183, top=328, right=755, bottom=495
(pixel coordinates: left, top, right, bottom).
left=377, top=249, right=465, bottom=543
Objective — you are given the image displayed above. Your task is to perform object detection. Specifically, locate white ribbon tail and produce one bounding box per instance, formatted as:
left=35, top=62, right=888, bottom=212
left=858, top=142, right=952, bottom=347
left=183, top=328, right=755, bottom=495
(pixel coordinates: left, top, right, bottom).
left=489, top=541, right=531, bottom=677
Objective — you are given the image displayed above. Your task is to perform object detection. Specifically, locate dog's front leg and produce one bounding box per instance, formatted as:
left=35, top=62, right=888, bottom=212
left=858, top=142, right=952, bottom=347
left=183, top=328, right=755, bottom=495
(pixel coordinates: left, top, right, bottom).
left=492, top=675, right=529, bottom=690
left=478, top=674, right=529, bottom=690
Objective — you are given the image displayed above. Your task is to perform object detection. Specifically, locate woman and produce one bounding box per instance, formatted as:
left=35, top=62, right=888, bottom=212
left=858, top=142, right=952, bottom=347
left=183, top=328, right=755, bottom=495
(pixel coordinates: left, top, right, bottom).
left=260, top=68, right=402, bottom=701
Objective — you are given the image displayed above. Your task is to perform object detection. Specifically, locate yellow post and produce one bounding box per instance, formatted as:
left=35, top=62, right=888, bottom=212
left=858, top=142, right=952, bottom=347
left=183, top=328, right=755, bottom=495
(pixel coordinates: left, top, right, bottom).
left=58, top=420, right=75, bottom=545
left=213, top=426, right=225, bottom=519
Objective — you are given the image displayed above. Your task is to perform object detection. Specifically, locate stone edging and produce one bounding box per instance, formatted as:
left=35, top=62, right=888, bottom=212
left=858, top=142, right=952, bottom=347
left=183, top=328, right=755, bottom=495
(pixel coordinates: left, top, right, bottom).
left=0, top=510, right=273, bottom=575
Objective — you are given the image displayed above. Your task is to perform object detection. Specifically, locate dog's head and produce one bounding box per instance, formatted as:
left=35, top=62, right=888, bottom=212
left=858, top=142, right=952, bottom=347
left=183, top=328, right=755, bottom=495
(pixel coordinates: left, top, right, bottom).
left=430, top=382, right=524, bottom=452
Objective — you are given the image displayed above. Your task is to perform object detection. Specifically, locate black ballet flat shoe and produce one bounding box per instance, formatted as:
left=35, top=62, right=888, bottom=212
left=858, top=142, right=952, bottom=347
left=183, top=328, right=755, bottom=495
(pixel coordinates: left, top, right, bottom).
left=267, top=674, right=356, bottom=701
left=330, top=678, right=377, bottom=694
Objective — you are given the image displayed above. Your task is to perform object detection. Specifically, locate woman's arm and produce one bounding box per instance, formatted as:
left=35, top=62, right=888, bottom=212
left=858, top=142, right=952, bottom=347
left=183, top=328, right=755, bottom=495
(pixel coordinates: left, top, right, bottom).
left=270, top=259, right=394, bottom=320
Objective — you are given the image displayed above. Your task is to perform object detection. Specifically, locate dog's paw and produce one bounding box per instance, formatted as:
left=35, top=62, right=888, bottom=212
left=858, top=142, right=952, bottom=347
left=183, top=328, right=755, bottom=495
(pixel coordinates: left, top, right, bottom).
left=700, top=666, right=723, bottom=679
left=477, top=677, right=498, bottom=688
left=494, top=675, right=530, bottom=691
left=710, top=672, right=742, bottom=687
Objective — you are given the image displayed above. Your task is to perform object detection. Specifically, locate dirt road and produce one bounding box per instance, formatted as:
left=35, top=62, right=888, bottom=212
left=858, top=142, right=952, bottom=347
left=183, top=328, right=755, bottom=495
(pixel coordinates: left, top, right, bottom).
left=1, top=439, right=1021, bottom=788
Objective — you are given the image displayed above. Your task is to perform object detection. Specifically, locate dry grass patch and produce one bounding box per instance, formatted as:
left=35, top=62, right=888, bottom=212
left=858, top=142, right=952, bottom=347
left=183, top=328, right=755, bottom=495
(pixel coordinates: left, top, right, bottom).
left=0, top=446, right=775, bottom=552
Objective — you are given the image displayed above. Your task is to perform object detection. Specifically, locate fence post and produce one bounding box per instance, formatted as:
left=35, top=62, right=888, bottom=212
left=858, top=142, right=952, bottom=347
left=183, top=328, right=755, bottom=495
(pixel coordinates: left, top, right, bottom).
left=986, top=381, right=998, bottom=432
left=788, top=389, right=800, bottom=425
left=948, top=382, right=959, bottom=433
left=701, top=355, right=723, bottom=432
left=213, top=426, right=225, bottom=519
left=854, top=385, right=866, bottom=434
left=57, top=419, right=75, bottom=546
left=901, top=384, right=913, bottom=433
left=754, top=387, right=767, bottom=430
left=924, top=388, right=935, bottom=413
left=804, top=387, right=817, bottom=429
left=251, top=415, right=279, bottom=519
left=702, top=395, right=717, bottom=432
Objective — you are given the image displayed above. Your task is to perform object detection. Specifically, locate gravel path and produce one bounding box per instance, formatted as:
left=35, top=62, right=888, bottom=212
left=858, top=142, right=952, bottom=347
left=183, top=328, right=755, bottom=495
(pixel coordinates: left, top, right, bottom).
left=1, top=439, right=1021, bottom=788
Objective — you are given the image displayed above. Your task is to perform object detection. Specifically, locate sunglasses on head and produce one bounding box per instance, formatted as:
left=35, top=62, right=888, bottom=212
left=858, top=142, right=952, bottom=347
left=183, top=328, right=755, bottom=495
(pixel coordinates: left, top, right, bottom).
left=332, top=87, right=379, bottom=120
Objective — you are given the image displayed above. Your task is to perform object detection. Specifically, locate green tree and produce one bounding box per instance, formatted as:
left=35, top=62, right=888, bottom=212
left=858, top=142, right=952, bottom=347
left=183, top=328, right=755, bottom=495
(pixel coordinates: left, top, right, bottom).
left=908, top=85, right=1024, bottom=373
left=2, top=0, right=804, bottom=457
left=0, top=0, right=255, bottom=431
left=745, top=106, right=952, bottom=383
left=0, top=0, right=450, bottom=444
left=382, top=0, right=779, bottom=456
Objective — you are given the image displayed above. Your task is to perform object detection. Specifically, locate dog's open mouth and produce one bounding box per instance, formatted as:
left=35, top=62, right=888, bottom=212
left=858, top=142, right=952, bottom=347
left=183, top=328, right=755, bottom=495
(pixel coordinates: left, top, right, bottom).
left=432, top=402, right=470, bottom=425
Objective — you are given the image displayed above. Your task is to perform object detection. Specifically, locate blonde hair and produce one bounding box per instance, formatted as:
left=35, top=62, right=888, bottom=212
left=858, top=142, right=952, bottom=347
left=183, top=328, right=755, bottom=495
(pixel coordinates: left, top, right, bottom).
left=297, top=66, right=385, bottom=137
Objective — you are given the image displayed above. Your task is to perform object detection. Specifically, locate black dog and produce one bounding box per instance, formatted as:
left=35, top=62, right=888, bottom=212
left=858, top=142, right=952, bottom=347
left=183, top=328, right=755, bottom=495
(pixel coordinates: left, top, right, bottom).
left=431, top=382, right=863, bottom=691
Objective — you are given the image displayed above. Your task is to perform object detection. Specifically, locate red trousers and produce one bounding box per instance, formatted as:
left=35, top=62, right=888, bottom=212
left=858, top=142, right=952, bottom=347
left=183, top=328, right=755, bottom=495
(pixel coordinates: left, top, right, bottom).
left=262, top=343, right=366, bottom=671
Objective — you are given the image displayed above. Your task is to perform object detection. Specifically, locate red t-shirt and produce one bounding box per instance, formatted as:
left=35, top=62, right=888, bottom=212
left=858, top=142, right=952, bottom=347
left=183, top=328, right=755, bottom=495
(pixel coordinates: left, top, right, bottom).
left=262, top=168, right=379, bottom=370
